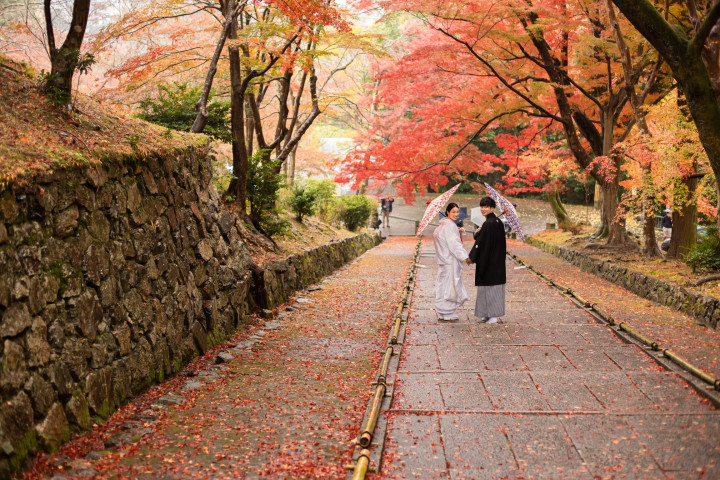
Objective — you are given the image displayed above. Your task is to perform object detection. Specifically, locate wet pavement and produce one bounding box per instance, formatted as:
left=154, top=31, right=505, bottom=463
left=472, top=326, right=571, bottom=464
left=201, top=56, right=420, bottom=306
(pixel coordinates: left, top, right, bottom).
left=25, top=238, right=416, bottom=480
left=510, top=241, right=720, bottom=381
left=372, top=237, right=720, bottom=480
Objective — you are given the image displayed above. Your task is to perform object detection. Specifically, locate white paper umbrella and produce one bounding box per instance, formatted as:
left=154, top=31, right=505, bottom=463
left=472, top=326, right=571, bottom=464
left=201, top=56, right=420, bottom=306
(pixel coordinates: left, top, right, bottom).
left=470, top=207, right=485, bottom=227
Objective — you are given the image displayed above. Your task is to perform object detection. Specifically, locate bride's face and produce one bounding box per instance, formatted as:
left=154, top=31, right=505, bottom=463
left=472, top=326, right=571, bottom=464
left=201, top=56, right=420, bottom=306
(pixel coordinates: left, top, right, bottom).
left=447, top=206, right=460, bottom=221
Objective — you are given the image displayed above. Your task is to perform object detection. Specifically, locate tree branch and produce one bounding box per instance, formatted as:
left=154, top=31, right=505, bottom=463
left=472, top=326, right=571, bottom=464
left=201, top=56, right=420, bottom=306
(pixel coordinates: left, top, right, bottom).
left=689, top=1, right=720, bottom=54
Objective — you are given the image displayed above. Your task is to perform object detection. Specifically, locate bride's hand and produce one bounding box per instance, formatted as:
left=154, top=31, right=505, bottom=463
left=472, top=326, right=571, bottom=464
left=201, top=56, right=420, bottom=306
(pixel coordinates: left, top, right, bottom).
left=458, top=227, right=466, bottom=235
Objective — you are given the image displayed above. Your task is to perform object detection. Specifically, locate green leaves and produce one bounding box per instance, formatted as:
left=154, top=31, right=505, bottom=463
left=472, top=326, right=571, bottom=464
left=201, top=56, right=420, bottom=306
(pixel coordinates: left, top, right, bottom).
left=137, top=83, right=231, bottom=143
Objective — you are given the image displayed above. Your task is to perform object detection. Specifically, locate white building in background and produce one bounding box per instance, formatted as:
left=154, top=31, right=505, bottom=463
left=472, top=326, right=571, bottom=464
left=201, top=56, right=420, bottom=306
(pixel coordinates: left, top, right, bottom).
left=321, top=137, right=355, bottom=157
left=316, top=137, right=356, bottom=195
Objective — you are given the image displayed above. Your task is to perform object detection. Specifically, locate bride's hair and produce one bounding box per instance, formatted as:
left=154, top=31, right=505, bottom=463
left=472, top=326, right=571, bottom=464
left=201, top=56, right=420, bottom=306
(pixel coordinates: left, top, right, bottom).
left=446, top=202, right=459, bottom=213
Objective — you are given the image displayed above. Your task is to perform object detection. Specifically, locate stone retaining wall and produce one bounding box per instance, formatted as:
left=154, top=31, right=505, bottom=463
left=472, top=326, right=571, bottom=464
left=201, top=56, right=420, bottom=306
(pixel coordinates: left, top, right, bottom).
left=0, top=145, right=379, bottom=476
left=526, top=237, right=720, bottom=329
left=263, top=235, right=379, bottom=309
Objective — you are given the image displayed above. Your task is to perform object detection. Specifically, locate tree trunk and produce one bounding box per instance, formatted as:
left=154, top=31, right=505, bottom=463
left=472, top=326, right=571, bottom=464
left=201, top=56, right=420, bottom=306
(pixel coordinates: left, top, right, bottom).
left=605, top=0, right=661, bottom=256
left=287, top=143, right=298, bottom=185
left=667, top=176, right=698, bottom=259
left=228, top=16, right=249, bottom=210
left=45, top=0, right=92, bottom=99
left=641, top=164, right=663, bottom=256
left=192, top=0, right=237, bottom=133
left=548, top=190, right=569, bottom=224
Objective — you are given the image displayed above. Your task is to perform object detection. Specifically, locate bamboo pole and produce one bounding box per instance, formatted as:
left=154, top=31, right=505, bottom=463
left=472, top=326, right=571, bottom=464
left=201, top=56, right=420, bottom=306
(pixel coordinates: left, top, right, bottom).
left=618, top=322, right=659, bottom=350
left=351, top=449, right=371, bottom=480
left=377, top=347, right=393, bottom=384
left=359, top=383, right=386, bottom=447
left=590, top=304, right=616, bottom=325
left=663, top=349, right=720, bottom=389
left=350, top=236, right=423, bottom=479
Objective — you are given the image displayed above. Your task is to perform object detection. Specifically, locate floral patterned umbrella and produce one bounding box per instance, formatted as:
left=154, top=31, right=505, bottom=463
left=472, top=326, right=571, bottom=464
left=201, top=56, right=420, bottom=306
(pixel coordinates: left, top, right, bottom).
left=484, top=183, right=524, bottom=241
left=416, top=184, right=461, bottom=236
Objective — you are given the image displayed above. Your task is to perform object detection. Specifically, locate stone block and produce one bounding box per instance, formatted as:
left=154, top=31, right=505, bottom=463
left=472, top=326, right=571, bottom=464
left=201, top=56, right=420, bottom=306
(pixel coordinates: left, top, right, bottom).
left=25, top=373, right=56, bottom=417
left=87, top=210, right=110, bottom=243
left=0, top=275, right=10, bottom=307
left=112, top=360, right=132, bottom=404
left=70, top=290, right=102, bottom=341
left=75, top=186, right=96, bottom=211
left=1, top=302, right=31, bottom=337
left=35, top=402, right=69, bottom=451
left=0, top=391, right=34, bottom=457
left=126, top=183, right=141, bottom=213
left=85, top=367, right=114, bottom=417
left=98, top=277, right=117, bottom=307
left=142, top=170, right=158, bottom=195
left=36, top=184, right=58, bottom=212
left=190, top=321, right=207, bottom=353
left=27, top=319, right=51, bottom=368
left=2, top=339, right=28, bottom=390
left=54, top=206, right=79, bottom=237
left=48, top=360, right=74, bottom=397
left=83, top=244, right=110, bottom=286
left=29, top=276, right=47, bottom=315
left=0, top=193, right=19, bottom=223
left=85, top=167, right=108, bottom=189
left=12, top=276, right=29, bottom=301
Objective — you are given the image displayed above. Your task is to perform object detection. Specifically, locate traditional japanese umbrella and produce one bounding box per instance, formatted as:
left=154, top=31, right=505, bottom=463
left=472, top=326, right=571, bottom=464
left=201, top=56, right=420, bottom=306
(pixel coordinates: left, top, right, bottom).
left=484, top=183, right=525, bottom=241
left=470, top=207, right=485, bottom=227
left=416, top=184, right=461, bottom=236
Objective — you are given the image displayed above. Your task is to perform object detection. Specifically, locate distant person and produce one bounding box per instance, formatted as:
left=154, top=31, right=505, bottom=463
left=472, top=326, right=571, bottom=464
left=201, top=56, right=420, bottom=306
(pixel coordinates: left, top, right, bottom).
left=381, top=195, right=394, bottom=227
left=433, top=203, right=469, bottom=321
left=467, top=196, right=506, bottom=324
left=662, top=208, right=672, bottom=241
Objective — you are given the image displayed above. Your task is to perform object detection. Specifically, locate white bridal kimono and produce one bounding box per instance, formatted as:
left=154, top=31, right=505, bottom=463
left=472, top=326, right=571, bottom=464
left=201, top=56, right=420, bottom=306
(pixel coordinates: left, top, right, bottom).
left=433, top=218, right=469, bottom=317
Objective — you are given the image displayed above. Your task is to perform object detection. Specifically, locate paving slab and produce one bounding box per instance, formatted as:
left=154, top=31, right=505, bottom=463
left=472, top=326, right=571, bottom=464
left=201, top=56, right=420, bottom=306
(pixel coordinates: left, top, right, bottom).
left=438, top=414, right=520, bottom=480
left=379, top=414, right=450, bottom=479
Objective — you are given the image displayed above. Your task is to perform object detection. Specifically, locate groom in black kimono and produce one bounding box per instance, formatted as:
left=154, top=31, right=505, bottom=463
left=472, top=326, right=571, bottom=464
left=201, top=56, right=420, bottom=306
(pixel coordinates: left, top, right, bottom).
left=466, top=196, right=507, bottom=323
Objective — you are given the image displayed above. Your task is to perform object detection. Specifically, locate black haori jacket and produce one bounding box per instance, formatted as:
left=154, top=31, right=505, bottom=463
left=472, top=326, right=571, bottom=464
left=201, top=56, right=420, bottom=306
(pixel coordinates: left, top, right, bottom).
left=469, top=212, right=507, bottom=286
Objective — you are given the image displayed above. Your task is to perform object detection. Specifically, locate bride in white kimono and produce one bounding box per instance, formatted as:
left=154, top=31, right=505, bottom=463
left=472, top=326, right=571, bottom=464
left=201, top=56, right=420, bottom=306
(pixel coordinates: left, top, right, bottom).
left=432, top=203, right=469, bottom=320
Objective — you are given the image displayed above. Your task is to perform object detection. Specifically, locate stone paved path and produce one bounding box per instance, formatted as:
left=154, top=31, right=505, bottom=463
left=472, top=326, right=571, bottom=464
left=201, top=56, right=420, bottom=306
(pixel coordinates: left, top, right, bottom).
left=511, top=240, right=720, bottom=381
left=373, top=237, right=720, bottom=480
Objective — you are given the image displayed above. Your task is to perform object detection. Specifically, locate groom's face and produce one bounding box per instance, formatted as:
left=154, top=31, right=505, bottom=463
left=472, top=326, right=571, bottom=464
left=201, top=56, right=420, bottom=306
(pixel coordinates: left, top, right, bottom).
left=480, top=205, right=495, bottom=216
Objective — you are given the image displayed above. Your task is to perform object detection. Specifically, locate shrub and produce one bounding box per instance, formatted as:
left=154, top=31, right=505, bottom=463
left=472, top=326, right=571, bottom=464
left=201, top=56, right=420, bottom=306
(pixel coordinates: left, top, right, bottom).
left=138, top=82, right=231, bottom=142
left=246, top=150, right=285, bottom=237
left=306, top=179, right=337, bottom=220
left=259, top=212, right=291, bottom=238
left=288, top=183, right=318, bottom=222
left=685, top=229, right=720, bottom=272
left=333, top=195, right=376, bottom=231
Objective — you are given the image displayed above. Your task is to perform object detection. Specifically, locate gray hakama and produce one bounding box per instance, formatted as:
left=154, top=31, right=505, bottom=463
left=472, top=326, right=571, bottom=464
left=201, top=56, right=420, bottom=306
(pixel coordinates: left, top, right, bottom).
left=474, top=284, right=505, bottom=318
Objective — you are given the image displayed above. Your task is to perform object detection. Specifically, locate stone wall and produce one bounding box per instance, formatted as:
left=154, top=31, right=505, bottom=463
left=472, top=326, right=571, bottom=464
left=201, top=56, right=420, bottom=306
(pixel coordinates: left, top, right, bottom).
left=527, top=237, right=720, bottom=329
left=0, top=145, right=380, bottom=476
left=263, top=235, right=379, bottom=309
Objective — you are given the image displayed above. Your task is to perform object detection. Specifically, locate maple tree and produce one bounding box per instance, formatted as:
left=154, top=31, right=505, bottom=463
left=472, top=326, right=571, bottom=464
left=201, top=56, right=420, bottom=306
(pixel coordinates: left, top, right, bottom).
left=619, top=91, right=713, bottom=258
left=611, top=0, right=720, bottom=237
left=338, top=1, right=670, bottom=248
left=94, top=0, right=366, bottom=230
